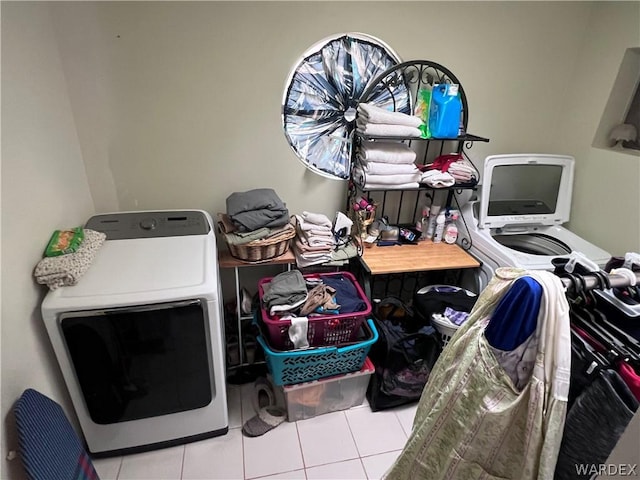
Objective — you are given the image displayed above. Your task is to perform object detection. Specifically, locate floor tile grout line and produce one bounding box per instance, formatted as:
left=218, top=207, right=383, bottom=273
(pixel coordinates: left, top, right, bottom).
left=343, top=410, right=363, bottom=459
left=295, top=420, right=308, bottom=475
left=115, top=455, right=124, bottom=480
left=179, top=445, right=186, bottom=480
left=393, top=410, right=411, bottom=439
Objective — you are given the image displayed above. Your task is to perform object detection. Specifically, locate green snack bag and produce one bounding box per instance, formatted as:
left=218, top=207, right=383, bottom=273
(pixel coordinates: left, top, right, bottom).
left=414, top=88, right=432, bottom=139
left=44, top=227, right=85, bottom=257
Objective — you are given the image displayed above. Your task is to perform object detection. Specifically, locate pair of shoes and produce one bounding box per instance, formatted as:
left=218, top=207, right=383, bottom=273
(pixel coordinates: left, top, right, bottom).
left=241, top=287, right=252, bottom=315
left=242, top=406, right=286, bottom=437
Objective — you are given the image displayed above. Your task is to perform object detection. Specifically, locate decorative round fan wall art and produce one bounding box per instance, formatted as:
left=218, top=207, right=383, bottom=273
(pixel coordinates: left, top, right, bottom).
left=282, top=33, right=410, bottom=180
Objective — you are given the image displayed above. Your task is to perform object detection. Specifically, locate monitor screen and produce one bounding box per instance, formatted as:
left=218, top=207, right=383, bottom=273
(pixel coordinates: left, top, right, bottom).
left=487, top=164, right=563, bottom=216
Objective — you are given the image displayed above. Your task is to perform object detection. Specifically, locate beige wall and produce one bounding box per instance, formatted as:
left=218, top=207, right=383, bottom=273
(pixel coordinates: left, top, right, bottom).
left=2, top=1, right=640, bottom=478
left=552, top=1, right=640, bottom=255
left=1, top=3, right=96, bottom=478
left=47, top=1, right=597, bottom=217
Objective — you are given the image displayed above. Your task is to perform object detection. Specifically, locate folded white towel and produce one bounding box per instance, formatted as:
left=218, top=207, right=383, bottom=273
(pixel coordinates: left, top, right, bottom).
left=353, top=167, right=421, bottom=187
left=358, top=142, right=417, bottom=164
left=421, top=170, right=456, bottom=188
left=357, top=103, right=424, bottom=128
left=356, top=121, right=423, bottom=138
left=362, top=182, right=421, bottom=190
left=34, top=229, right=107, bottom=290
left=301, top=211, right=332, bottom=228
left=358, top=161, right=419, bottom=176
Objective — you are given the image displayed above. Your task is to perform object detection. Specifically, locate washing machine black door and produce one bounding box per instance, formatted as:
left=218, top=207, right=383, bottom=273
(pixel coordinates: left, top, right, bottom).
left=61, top=300, right=212, bottom=425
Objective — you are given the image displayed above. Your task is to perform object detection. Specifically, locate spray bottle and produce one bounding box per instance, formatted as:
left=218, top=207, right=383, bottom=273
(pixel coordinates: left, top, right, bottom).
left=432, top=210, right=447, bottom=243
left=444, top=211, right=460, bottom=244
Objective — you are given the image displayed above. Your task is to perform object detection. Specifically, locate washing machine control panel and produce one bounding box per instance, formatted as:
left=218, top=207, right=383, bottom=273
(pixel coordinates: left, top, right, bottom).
left=86, top=211, right=211, bottom=239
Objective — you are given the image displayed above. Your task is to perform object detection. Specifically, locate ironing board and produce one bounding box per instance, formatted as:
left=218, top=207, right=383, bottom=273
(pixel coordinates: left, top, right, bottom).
left=13, top=388, right=99, bottom=480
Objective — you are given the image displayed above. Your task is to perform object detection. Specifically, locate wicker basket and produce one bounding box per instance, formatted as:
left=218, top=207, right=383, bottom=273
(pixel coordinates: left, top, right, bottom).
left=220, top=221, right=296, bottom=263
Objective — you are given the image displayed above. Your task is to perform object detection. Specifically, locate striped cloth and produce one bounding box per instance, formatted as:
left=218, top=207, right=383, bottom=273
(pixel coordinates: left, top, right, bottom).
left=13, top=389, right=99, bottom=480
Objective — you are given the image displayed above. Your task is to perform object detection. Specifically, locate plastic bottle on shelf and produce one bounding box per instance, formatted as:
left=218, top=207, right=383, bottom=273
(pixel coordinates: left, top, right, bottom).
left=425, top=205, right=441, bottom=239
left=444, top=211, right=459, bottom=244
left=419, top=206, right=430, bottom=240
left=432, top=210, right=447, bottom=243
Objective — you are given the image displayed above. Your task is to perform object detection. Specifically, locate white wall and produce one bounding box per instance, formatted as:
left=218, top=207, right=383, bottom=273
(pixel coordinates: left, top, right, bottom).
left=1, top=4, right=96, bottom=479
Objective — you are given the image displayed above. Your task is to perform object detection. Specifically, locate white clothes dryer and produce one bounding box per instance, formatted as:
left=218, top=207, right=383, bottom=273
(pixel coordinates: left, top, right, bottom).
left=457, top=154, right=611, bottom=292
left=41, top=210, right=228, bottom=457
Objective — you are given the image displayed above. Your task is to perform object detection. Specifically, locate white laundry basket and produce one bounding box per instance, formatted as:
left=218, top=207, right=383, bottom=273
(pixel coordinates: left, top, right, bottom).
left=415, top=284, right=477, bottom=347
left=430, top=315, right=460, bottom=347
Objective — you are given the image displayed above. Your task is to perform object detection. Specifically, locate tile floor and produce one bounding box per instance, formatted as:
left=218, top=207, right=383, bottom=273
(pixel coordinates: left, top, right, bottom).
left=91, top=383, right=415, bottom=480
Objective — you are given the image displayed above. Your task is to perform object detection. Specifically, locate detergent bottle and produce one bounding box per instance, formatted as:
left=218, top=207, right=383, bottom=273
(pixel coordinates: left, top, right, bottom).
left=429, top=84, right=462, bottom=139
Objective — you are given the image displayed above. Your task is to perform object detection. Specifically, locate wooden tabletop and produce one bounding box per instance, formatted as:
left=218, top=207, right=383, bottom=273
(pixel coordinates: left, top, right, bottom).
left=360, top=240, right=480, bottom=275
left=218, top=248, right=296, bottom=269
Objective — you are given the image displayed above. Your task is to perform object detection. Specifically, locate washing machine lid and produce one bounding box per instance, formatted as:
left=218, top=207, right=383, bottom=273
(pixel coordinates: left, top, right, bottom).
left=479, top=154, right=575, bottom=229
left=49, top=235, right=217, bottom=307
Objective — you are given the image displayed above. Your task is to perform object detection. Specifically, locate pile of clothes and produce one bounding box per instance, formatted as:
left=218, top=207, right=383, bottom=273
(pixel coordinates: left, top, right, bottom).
left=419, top=153, right=478, bottom=188
left=261, top=270, right=368, bottom=349
left=219, top=188, right=295, bottom=248
left=291, top=211, right=358, bottom=268
left=225, top=188, right=289, bottom=232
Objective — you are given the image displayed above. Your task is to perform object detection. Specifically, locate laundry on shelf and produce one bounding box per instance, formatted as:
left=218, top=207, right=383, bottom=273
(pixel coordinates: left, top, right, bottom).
left=352, top=166, right=421, bottom=190
left=357, top=141, right=417, bottom=165
left=356, top=103, right=424, bottom=138
left=225, top=188, right=290, bottom=232
left=421, top=153, right=479, bottom=187
left=291, top=211, right=358, bottom=269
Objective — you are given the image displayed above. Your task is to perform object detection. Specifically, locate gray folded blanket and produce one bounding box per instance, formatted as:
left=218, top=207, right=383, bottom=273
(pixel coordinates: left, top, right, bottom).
left=226, top=188, right=289, bottom=232
left=34, top=229, right=106, bottom=290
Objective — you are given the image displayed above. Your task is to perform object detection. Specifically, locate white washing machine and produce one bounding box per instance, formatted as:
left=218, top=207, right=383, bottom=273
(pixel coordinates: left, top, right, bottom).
left=457, top=154, right=611, bottom=292
left=41, top=210, right=228, bottom=457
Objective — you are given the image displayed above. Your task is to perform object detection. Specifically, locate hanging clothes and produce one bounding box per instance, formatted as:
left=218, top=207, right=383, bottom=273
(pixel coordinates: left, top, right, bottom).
left=383, top=268, right=571, bottom=480
left=554, top=369, right=639, bottom=480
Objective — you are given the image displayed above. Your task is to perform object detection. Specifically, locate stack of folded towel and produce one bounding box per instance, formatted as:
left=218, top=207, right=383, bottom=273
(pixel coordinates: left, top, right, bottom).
left=226, top=188, right=289, bottom=232
left=353, top=141, right=421, bottom=189
left=420, top=153, right=478, bottom=188
left=292, top=212, right=336, bottom=268
left=356, top=103, right=424, bottom=138
left=34, top=229, right=107, bottom=290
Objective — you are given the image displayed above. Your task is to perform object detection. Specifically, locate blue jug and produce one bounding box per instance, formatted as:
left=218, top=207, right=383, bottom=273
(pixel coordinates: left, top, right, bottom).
left=429, top=84, right=462, bottom=139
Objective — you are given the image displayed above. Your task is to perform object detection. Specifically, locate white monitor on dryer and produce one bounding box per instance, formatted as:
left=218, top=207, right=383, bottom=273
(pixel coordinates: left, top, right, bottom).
left=478, top=154, right=575, bottom=229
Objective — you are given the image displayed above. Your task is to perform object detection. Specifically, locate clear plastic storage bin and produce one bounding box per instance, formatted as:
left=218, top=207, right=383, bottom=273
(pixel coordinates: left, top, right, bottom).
left=275, top=357, right=374, bottom=422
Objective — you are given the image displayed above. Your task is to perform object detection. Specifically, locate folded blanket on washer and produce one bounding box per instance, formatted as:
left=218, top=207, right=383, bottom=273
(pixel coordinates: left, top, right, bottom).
left=356, top=121, right=423, bottom=138
left=357, top=103, right=424, bottom=128
left=356, top=161, right=419, bottom=176
left=358, top=142, right=417, bottom=164
left=34, top=229, right=106, bottom=290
